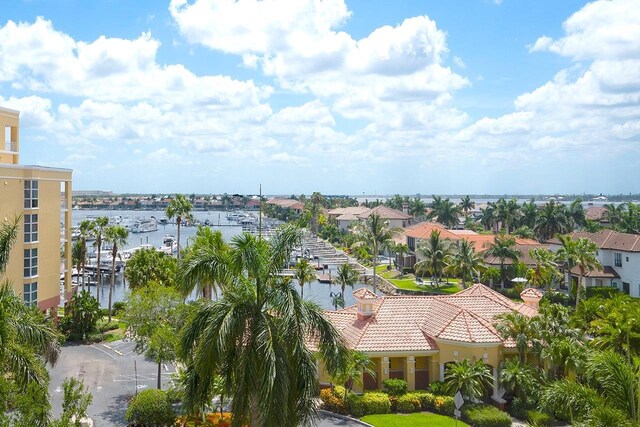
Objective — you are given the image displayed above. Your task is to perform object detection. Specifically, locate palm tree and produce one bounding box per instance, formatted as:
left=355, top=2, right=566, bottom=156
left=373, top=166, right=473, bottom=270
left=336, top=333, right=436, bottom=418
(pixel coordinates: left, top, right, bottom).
left=535, top=200, right=569, bottom=241
left=178, top=227, right=231, bottom=300
left=495, top=312, right=533, bottom=364
left=91, top=216, right=109, bottom=301
left=0, top=217, right=60, bottom=417
left=495, top=198, right=521, bottom=234
left=179, top=225, right=347, bottom=426
left=394, top=243, right=410, bottom=269
left=500, top=358, right=542, bottom=401
left=78, top=219, right=93, bottom=290
left=459, top=195, right=475, bottom=218
left=555, top=234, right=578, bottom=291
left=444, top=359, right=493, bottom=402
left=351, top=213, right=400, bottom=291
left=567, top=198, right=586, bottom=230
left=604, top=203, right=626, bottom=227
left=573, top=237, right=601, bottom=310
left=332, top=350, right=376, bottom=395
left=479, top=201, right=498, bottom=232
left=166, top=194, right=193, bottom=260
left=294, top=258, right=316, bottom=299
left=427, top=196, right=462, bottom=228
left=408, top=198, right=427, bottom=221
left=415, top=230, right=450, bottom=285
left=529, top=247, right=558, bottom=289
left=334, top=263, right=360, bottom=296
left=616, top=202, right=640, bottom=234
left=485, top=234, right=520, bottom=289
left=71, top=240, right=86, bottom=291
left=519, top=198, right=538, bottom=229
left=104, top=225, right=128, bottom=322
left=446, top=239, right=483, bottom=289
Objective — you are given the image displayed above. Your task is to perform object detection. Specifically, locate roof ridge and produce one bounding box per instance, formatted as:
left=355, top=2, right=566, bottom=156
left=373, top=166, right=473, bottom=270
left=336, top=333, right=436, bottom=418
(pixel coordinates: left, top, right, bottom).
left=352, top=298, right=383, bottom=349
left=461, top=310, right=473, bottom=342
left=430, top=301, right=463, bottom=337
left=466, top=309, right=502, bottom=341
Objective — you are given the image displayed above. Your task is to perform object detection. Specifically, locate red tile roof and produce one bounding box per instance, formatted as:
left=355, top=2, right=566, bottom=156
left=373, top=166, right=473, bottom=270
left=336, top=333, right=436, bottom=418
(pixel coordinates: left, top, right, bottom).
left=585, top=206, right=607, bottom=221
left=404, top=222, right=464, bottom=240
left=357, top=205, right=412, bottom=220
left=324, top=283, right=537, bottom=352
left=569, top=265, right=620, bottom=278
left=550, top=230, right=640, bottom=252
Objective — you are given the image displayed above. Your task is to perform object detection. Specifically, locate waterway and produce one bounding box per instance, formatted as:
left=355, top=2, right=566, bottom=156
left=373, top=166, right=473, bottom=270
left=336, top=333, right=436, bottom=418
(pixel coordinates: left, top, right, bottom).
left=71, top=209, right=379, bottom=310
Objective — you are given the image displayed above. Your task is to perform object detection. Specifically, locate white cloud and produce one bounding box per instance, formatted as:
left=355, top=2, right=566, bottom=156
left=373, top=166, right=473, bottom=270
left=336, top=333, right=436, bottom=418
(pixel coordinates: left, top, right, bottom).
left=0, top=95, right=55, bottom=127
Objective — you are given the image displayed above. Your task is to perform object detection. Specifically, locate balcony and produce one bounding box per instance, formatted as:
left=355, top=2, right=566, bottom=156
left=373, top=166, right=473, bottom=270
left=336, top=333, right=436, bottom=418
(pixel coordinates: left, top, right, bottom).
left=61, top=197, right=69, bottom=211
left=2, top=140, right=18, bottom=153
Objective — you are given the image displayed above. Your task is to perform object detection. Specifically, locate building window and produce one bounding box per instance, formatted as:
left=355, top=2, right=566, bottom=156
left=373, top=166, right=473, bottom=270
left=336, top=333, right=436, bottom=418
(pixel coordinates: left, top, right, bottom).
left=23, top=248, right=38, bottom=278
left=24, top=180, right=39, bottom=209
left=626, top=257, right=629, bottom=262
left=614, top=253, right=622, bottom=267
left=23, top=282, right=37, bottom=307
left=24, top=214, right=38, bottom=243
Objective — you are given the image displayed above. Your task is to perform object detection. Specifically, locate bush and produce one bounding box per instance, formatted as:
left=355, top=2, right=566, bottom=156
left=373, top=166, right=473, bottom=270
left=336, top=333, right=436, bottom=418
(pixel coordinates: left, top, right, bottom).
left=112, top=301, right=126, bottom=315
left=59, top=290, right=101, bottom=340
left=396, top=393, right=421, bottom=413
left=125, top=388, right=175, bottom=427
left=97, top=319, right=120, bottom=333
left=462, top=404, right=512, bottom=427
left=382, top=378, right=407, bottom=396
left=507, top=397, right=529, bottom=420
left=542, top=291, right=574, bottom=306
left=433, top=395, right=455, bottom=416
left=428, top=381, right=450, bottom=396
left=402, top=267, right=414, bottom=275
left=346, top=392, right=391, bottom=418
left=585, top=286, right=619, bottom=299
left=526, top=410, right=554, bottom=427
left=319, top=388, right=347, bottom=415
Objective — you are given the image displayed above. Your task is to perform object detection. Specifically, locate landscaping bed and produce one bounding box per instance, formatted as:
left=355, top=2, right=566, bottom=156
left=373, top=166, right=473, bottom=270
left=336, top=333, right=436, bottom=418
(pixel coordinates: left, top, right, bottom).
left=361, top=412, right=469, bottom=427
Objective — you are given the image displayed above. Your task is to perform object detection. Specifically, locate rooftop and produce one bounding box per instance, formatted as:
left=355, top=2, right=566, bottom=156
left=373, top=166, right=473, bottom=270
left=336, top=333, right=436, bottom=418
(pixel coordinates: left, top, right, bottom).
left=550, top=230, right=640, bottom=253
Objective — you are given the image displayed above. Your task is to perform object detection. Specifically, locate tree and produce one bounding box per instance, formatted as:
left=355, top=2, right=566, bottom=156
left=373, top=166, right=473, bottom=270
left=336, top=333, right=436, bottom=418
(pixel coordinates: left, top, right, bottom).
left=495, top=198, right=521, bottom=234
left=393, top=243, right=410, bottom=268
left=55, top=378, right=93, bottom=427
left=529, top=248, right=558, bottom=289
left=90, top=216, right=109, bottom=301
left=444, top=359, right=493, bottom=402
left=446, top=239, right=483, bottom=289
left=485, top=234, right=520, bottom=289
left=104, top=225, right=128, bottom=322
left=166, top=194, right=193, bottom=259
left=567, top=198, right=586, bottom=230
left=71, top=240, right=86, bottom=292
left=409, top=198, right=427, bottom=220
left=179, top=225, right=348, bottom=426
left=495, top=312, right=533, bottom=364
left=125, top=247, right=177, bottom=290
left=332, top=350, right=376, bottom=396
left=616, top=202, right=640, bottom=234
left=294, top=258, right=316, bottom=299
left=604, top=203, right=625, bottom=227
left=555, top=234, right=578, bottom=291
left=479, top=202, right=498, bottom=232
left=333, top=263, right=360, bottom=304
left=573, top=237, right=601, bottom=310
left=535, top=201, right=569, bottom=241
left=500, top=358, right=542, bottom=401
left=78, top=219, right=93, bottom=290
left=59, top=290, right=101, bottom=340
left=0, top=217, right=60, bottom=422
left=177, top=227, right=230, bottom=299
left=459, top=195, right=475, bottom=218
left=427, top=196, right=462, bottom=228
left=123, top=282, right=187, bottom=389
left=415, top=230, right=451, bottom=285
left=519, top=198, right=538, bottom=229
left=351, top=213, right=400, bottom=291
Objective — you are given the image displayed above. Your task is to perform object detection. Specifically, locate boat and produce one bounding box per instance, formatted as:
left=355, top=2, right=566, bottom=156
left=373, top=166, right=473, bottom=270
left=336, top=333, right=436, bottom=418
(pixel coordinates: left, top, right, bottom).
left=131, top=217, right=158, bottom=233
left=158, top=217, right=169, bottom=225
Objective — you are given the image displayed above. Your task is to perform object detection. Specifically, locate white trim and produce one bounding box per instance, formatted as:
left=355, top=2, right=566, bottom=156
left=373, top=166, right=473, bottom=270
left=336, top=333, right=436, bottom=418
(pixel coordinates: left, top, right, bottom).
left=435, top=338, right=502, bottom=347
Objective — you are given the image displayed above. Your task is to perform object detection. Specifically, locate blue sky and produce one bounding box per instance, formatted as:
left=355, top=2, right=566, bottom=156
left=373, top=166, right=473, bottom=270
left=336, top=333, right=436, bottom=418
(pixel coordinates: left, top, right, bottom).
left=1, top=0, right=638, bottom=195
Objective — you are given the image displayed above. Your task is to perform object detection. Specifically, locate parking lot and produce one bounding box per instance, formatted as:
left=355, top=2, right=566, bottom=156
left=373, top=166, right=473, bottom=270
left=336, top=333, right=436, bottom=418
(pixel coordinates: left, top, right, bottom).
left=49, top=340, right=364, bottom=427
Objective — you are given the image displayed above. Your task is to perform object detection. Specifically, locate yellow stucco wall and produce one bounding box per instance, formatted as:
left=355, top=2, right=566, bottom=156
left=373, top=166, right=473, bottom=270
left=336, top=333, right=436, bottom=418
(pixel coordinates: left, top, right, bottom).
left=435, top=341, right=501, bottom=368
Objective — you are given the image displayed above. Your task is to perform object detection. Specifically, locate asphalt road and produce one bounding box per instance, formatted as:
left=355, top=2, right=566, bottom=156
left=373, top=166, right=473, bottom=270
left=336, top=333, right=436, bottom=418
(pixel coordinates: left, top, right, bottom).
left=48, top=340, right=364, bottom=427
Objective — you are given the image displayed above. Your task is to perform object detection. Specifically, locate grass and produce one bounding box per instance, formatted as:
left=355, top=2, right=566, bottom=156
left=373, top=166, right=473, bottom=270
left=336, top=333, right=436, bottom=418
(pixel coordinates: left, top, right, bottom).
left=361, top=412, right=469, bottom=427
left=376, top=267, right=462, bottom=294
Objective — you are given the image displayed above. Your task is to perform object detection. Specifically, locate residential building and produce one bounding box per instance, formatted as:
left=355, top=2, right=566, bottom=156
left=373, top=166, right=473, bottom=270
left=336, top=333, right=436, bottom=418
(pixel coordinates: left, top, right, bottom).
left=327, top=206, right=370, bottom=232
left=549, top=230, right=640, bottom=297
left=356, top=205, right=412, bottom=228
left=317, top=284, right=541, bottom=402
left=0, top=106, right=72, bottom=313
left=266, top=197, right=304, bottom=214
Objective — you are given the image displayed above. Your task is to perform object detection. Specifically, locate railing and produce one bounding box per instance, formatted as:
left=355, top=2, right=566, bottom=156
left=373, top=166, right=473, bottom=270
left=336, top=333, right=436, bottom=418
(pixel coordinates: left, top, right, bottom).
left=3, top=141, right=17, bottom=152
left=61, top=197, right=68, bottom=210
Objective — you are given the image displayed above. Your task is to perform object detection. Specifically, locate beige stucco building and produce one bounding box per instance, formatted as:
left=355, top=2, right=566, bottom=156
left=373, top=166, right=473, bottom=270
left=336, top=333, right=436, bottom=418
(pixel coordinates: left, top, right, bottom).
left=318, top=284, right=541, bottom=403
left=0, top=106, right=72, bottom=313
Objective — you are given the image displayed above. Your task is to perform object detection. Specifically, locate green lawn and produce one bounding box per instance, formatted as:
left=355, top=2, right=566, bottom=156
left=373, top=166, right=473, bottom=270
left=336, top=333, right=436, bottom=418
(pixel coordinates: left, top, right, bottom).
left=376, top=268, right=462, bottom=294
left=361, top=412, right=468, bottom=427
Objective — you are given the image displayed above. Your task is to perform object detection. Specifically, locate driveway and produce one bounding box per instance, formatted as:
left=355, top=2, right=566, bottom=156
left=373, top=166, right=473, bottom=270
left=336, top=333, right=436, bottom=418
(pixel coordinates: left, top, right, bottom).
left=48, top=341, right=364, bottom=427
left=48, top=340, right=176, bottom=427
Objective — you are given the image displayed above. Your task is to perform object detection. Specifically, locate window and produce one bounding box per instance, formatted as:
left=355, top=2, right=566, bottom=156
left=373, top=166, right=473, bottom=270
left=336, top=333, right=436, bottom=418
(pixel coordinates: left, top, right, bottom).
left=626, top=256, right=629, bottom=262
left=24, top=214, right=38, bottom=243
left=23, top=282, right=37, bottom=307
left=23, top=248, right=38, bottom=278
left=24, top=180, right=38, bottom=209
left=614, top=252, right=622, bottom=267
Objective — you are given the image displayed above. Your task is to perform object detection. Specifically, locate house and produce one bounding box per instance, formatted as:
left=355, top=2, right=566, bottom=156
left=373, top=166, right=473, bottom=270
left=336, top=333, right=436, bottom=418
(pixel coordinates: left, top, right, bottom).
left=357, top=205, right=412, bottom=228
left=549, top=230, right=640, bottom=297
left=584, top=206, right=609, bottom=225
left=0, top=107, right=72, bottom=313
left=327, top=206, right=370, bottom=232
left=266, top=198, right=304, bottom=215
left=483, top=242, right=550, bottom=268
left=317, top=284, right=541, bottom=401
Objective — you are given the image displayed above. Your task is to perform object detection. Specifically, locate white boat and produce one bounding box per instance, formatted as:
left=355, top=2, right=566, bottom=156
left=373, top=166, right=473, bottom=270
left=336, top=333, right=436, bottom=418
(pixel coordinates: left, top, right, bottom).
left=131, top=217, right=158, bottom=233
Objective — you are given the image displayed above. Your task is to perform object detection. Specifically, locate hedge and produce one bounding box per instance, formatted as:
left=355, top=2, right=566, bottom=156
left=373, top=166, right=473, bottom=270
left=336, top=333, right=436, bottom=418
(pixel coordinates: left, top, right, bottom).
left=319, top=387, right=347, bottom=415
left=462, top=404, right=512, bottom=427
left=346, top=392, right=391, bottom=418
left=398, top=391, right=455, bottom=416
left=125, top=388, right=175, bottom=427
left=396, top=393, right=421, bottom=413
left=526, top=410, right=554, bottom=427
left=382, top=379, right=408, bottom=396
left=585, top=286, right=619, bottom=299
left=428, top=381, right=450, bottom=396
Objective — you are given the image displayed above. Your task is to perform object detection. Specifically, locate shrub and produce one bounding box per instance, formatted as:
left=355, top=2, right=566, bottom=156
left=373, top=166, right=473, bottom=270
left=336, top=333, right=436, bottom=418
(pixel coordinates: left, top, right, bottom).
left=507, top=397, right=529, bottom=420
left=585, top=286, right=619, bottom=299
left=428, top=381, right=450, bottom=396
left=319, top=388, right=347, bottom=415
left=112, top=301, right=126, bottom=315
left=346, top=392, right=391, bottom=418
left=542, top=291, right=573, bottom=306
left=125, top=388, right=175, bottom=427
left=462, top=404, right=512, bottom=427
left=402, top=267, right=414, bottom=275
left=382, top=378, right=407, bottom=396
left=433, top=395, right=455, bottom=416
left=416, top=392, right=436, bottom=411
left=526, top=410, right=554, bottom=427
left=396, top=393, right=421, bottom=413
left=97, top=319, right=120, bottom=332
left=59, top=290, right=100, bottom=340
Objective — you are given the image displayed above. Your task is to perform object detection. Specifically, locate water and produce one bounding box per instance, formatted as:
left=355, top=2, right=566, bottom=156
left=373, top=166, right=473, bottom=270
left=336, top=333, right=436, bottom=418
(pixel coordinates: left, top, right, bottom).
left=71, top=209, right=379, bottom=310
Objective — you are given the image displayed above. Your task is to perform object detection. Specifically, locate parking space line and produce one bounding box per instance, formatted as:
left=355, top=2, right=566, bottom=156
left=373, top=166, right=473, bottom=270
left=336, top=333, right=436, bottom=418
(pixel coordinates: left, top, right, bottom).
left=89, top=344, right=118, bottom=360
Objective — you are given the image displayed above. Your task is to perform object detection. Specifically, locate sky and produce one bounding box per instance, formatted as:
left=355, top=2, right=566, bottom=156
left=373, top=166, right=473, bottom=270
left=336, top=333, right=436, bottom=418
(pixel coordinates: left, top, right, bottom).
left=1, top=0, right=638, bottom=195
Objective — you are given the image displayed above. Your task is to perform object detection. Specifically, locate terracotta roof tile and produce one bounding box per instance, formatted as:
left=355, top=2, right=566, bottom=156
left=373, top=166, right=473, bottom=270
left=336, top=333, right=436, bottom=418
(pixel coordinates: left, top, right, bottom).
left=358, top=205, right=412, bottom=220
left=520, top=288, right=543, bottom=299
left=550, top=230, right=640, bottom=252
left=353, top=288, right=378, bottom=300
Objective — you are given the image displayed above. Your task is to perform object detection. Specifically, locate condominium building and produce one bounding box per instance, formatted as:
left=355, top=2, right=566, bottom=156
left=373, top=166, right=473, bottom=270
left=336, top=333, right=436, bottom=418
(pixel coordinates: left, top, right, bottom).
left=0, top=106, right=72, bottom=313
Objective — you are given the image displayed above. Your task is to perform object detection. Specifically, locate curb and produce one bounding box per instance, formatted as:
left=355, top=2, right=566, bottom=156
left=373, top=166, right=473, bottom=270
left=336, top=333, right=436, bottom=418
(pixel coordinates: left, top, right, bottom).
left=318, top=410, right=374, bottom=426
